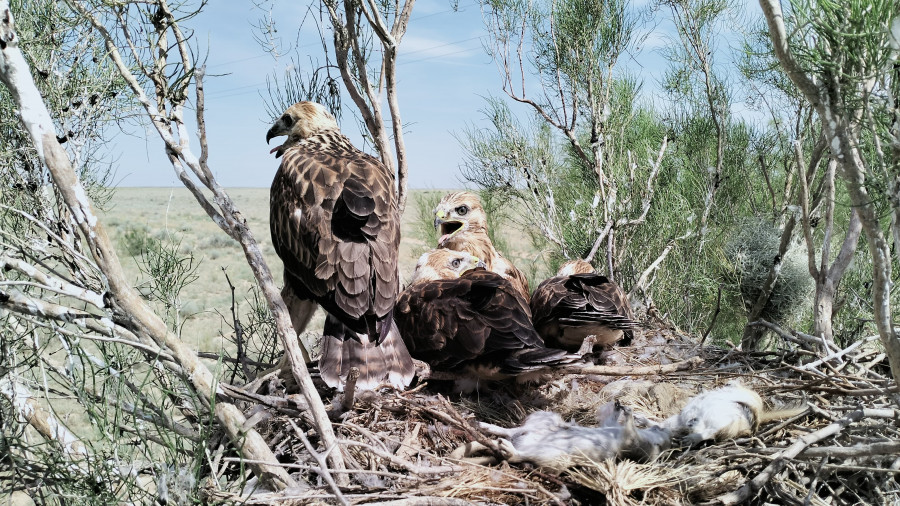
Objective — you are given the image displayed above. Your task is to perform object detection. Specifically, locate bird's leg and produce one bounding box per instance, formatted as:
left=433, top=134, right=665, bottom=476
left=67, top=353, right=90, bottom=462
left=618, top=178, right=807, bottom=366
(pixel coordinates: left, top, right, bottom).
left=281, top=284, right=316, bottom=363
left=339, top=367, right=360, bottom=411
left=577, top=335, right=598, bottom=356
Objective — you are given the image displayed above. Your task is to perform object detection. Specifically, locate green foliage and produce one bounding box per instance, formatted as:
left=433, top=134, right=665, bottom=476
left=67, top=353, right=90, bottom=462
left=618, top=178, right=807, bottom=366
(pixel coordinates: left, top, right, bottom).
left=465, top=0, right=867, bottom=342
left=411, top=190, right=445, bottom=250
left=136, top=234, right=201, bottom=331
left=722, top=218, right=814, bottom=327
left=0, top=1, right=129, bottom=218
left=788, top=0, right=899, bottom=107
left=121, top=226, right=153, bottom=257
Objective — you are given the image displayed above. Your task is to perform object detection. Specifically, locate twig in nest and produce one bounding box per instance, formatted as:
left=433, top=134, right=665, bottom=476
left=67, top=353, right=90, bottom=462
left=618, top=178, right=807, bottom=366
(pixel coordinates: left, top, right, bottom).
left=341, top=367, right=360, bottom=412
left=562, top=355, right=703, bottom=376
left=700, top=284, right=723, bottom=346
left=336, top=439, right=462, bottom=475
left=419, top=396, right=506, bottom=461
left=362, top=499, right=477, bottom=506
left=804, top=456, right=829, bottom=506
left=799, top=335, right=877, bottom=372
left=716, top=408, right=865, bottom=505
left=288, top=419, right=348, bottom=506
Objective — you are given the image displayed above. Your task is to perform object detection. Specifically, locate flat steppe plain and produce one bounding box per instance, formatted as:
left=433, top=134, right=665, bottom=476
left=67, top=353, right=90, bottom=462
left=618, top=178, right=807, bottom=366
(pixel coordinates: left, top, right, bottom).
left=100, top=187, right=538, bottom=354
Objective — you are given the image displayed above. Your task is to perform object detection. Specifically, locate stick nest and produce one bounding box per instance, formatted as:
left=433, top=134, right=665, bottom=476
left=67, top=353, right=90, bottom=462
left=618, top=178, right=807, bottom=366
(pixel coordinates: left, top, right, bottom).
left=205, top=325, right=900, bottom=505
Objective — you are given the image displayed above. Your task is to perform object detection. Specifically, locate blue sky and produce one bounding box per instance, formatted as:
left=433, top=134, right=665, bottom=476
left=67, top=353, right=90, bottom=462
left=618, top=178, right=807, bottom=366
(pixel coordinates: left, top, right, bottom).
left=111, top=0, right=761, bottom=189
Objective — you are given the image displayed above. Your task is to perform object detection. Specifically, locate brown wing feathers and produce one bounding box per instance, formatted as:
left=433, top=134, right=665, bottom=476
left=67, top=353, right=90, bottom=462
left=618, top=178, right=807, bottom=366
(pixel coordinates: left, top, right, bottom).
left=273, top=138, right=397, bottom=337
left=530, top=271, right=638, bottom=351
left=269, top=102, right=412, bottom=390
left=396, top=268, right=567, bottom=376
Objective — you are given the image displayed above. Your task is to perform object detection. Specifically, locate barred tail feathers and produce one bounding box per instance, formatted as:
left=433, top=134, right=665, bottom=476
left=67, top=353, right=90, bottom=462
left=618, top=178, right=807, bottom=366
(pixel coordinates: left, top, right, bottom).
left=318, top=314, right=415, bottom=391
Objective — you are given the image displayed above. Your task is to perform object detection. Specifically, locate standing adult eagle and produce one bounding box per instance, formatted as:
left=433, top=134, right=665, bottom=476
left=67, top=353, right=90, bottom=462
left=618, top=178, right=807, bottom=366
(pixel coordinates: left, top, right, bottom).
left=432, top=191, right=531, bottom=302
left=267, top=101, right=414, bottom=391
left=395, top=248, right=570, bottom=392
left=530, top=259, right=638, bottom=352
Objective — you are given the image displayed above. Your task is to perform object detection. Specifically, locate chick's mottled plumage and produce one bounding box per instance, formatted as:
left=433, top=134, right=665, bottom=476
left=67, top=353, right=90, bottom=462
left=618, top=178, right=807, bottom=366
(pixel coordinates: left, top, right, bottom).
left=530, top=260, right=638, bottom=351
left=395, top=249, right=569, bottom=388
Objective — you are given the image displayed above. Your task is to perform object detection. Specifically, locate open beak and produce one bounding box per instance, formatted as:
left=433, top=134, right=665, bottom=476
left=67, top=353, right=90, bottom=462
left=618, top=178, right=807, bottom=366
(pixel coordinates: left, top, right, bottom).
left=435, top=216, right=464, bottom=244
left=265, top=124, right=281, bottom=144
left=266, top=120, right=290, bottom=158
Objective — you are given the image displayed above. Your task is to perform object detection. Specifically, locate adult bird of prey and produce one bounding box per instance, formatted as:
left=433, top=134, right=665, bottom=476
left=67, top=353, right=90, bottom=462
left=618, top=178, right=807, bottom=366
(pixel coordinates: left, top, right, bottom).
left=267, top=101, right=414, bottom=391
left=432, top=191, right=531, bottom=302
left=530, top=259, right=638, bottom=353
left=394, top=248, right=571, bottom=392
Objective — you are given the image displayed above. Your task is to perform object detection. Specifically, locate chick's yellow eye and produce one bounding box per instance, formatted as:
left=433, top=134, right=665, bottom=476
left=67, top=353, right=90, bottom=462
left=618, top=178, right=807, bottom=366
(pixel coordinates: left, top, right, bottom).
left=456, top=205, right=468, bottom=216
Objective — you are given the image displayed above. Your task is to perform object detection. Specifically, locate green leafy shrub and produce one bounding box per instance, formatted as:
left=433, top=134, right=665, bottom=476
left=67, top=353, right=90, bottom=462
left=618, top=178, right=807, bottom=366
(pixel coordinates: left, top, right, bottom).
left=722, top=218, right=813, bottom=328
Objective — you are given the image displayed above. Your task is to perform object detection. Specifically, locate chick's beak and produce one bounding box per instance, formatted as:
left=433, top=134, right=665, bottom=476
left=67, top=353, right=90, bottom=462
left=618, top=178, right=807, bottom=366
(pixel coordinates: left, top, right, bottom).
left=475, top=259, right=487, bottom=269
left=433, top=212, right=445, bottom=231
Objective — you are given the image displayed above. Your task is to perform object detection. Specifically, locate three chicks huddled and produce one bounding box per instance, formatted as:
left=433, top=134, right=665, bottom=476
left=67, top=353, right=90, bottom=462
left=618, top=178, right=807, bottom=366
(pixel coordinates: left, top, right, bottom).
left=397, top=190, right=638, bottom=389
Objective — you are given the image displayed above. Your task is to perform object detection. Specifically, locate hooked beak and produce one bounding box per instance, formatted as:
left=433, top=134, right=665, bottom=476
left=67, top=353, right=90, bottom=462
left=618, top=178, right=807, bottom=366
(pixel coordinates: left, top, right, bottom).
left=266, top=114, right=292, bottom=144
left=433, top=210, right=446, bottom=230
left=265, top=124, right=280, bottom=144
left=475, top=259, right=487, bottom=269
left=266, top=118, right=291, bottom=158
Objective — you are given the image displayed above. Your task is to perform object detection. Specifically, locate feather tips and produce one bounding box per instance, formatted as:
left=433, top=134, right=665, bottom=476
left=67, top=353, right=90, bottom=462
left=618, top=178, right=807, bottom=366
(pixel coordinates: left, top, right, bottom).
left=530, top=272, right=638, bottom=351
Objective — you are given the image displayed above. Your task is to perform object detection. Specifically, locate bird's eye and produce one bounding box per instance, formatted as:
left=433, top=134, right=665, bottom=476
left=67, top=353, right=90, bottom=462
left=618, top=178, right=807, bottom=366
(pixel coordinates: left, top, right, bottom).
left=451, top=259, right=461, bottom=268
left=456, top=205, right=469, bottom=216
left=281, top=114, right=294, bottom=127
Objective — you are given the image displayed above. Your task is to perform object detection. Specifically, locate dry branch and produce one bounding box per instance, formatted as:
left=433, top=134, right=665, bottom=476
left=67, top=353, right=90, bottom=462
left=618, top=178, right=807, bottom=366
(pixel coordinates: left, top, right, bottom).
left=565, top=356, right=704, bottom=376
left=65, top=0, right=347, bottom=482
left=0, top=376, right=87, bottom=460
left=717, top=409, right=865, bottom=505
left=0, top=1, right=296, bottom=489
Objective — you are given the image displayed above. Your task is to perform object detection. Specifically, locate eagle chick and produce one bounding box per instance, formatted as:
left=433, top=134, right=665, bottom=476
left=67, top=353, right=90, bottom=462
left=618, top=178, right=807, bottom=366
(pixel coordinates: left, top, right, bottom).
left=433, top=191, right=531, bottom=301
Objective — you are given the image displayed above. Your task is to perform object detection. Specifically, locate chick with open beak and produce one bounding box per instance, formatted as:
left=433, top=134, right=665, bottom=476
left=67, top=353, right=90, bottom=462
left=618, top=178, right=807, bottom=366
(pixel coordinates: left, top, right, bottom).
left=433, top=195, right=484, bottom=245
left=431, top=191, right=531, bottom=302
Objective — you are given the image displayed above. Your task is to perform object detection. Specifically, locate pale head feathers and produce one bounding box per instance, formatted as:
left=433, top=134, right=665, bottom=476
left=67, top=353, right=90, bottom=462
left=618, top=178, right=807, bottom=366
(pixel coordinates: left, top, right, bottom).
left=410, top=248, right=484, bottom=284
left=557, top=259, right=595, bottom=276
left=433, top=191, right=488, bottom=242
left=266, top=101, right=339, bottom=157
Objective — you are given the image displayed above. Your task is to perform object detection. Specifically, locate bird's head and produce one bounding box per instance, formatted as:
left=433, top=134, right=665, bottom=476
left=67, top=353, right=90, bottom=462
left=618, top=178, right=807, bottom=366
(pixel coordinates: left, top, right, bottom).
left=266, top=101, right=339, bottom=158
left=557, top=259, right=595, bottom=276
left=410, top=248, right=485, bottom=284
left=433, top=191, right=487, bottom=245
